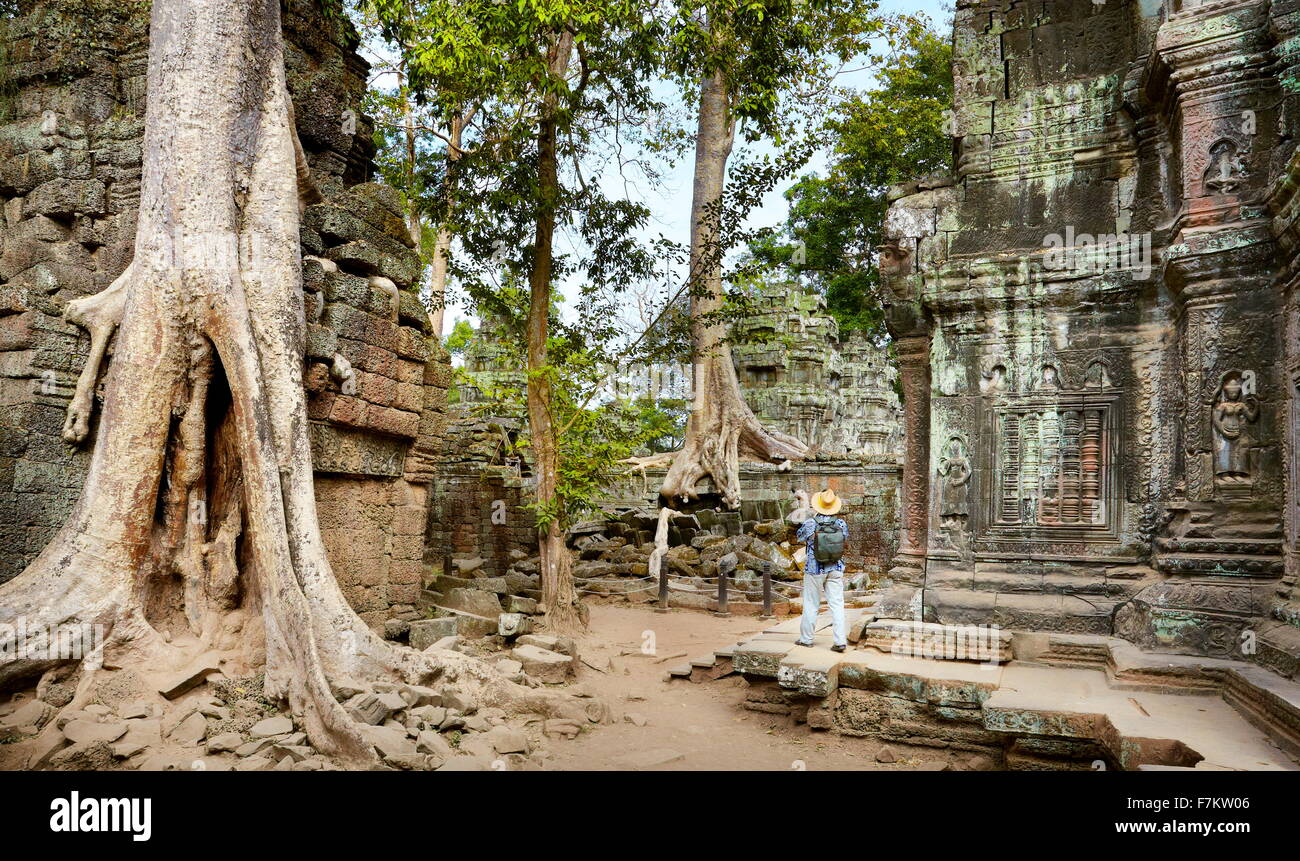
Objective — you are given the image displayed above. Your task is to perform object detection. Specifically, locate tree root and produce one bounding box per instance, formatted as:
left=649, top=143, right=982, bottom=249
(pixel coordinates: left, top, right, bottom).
left=61, top=263, right=132, bottom=443
left=660, top=354, right=808, bottom=508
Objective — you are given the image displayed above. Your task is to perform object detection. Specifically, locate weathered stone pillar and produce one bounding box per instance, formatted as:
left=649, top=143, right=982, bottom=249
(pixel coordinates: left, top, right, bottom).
left=891, top=333, right=931, bottom=584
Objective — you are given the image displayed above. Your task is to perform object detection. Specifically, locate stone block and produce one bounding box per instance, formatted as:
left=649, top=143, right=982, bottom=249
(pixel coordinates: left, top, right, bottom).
left=409, top=617, right=459, bottom=651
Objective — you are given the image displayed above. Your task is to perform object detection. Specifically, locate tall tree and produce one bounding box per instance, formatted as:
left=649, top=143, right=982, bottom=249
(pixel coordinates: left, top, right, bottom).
left=0, top=0, right=554, bottom=766
left=363, top=0, right=662, bottom=631
left=657, top=0, right=884, bottom=507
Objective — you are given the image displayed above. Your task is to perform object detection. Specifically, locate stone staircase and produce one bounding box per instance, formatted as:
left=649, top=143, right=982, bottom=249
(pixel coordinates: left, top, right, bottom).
left=669, top=610, right=1300, bottom=770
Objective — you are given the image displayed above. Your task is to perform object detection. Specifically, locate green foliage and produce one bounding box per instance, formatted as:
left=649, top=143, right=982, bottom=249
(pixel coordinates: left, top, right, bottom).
left=761, top=18, right=952, bottom=339
left=666, top=0, right=885, bottom=142
left=461, top=328, right=671, bottom=529
left=360, top=0, right=675, bottom=533
left=444, top=318, right=475, bottom=356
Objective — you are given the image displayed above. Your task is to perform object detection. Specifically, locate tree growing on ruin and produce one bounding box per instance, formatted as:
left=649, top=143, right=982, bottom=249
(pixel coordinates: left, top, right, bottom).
left=0, top=0, right=558, bottom=766
left=654, top=0, right=886, bottom=507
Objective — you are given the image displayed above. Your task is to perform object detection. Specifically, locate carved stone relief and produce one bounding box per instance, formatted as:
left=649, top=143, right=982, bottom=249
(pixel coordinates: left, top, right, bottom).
left=1211, top=369, right=1260, bottom=495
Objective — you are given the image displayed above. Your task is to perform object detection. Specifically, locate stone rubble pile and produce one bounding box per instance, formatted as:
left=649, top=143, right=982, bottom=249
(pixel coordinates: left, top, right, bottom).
left=380, top=549, right=566, bottom=656
left=510, top=504, right=875, bottom=614
left=0, top=660, right=608, bottom=771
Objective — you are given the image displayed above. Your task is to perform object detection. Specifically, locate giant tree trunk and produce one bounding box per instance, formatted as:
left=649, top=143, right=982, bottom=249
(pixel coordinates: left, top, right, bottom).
left=660, top=71, right=808, bottom=508
left=0, top=0, right=544, bottom=768
left=528, top=31, right=582, bottom=634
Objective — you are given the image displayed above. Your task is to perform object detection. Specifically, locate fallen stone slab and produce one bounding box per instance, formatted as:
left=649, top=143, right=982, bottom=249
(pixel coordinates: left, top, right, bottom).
left=484, top=725, right=529, bottom=755
left=120, top=719, right=161, bottom=749
left=155, top=657, right=223, bottom=700
left=453, top=557, right=486, bottom=575
left=345, top=693, right=397, bottom=726
left=512, top=644, right=574, bottom=684
left=498, top=612, right=532, bottom=638
left=360, top=724, right=417, bottom=762
left=441, top=587, right=503, bottom=617
left=111, top=740, right=147, bottom=760
left=235, top=737, right=277, bottom=757
left=28, top=730, right=68, bottom=768
left=205, top=731, right=244, bottom=753
left=63, top=719, right=128, bottom=746
left=424, top=608, right=500, bottom=640
left=117, top=702, right=157, bottom=721
left=437, top=574, right=508, bottom=594
left=504, top=595, right=539, bottom=615
left=166, top=712, right=207, bottom=747
left=517, top=633, right=576, bottom=657
left=494, top=658, right=523, bottom=676
left=458, top=734, right=497, bottom=760
left=249, top=715, right=294, bottom=738
left=438, top=754, right=493, bottom=771
left=417, top=730, right=453, bottom=758
left=0, top=699, right=55, bottom=731
left=544, top=719, right=581, bottom=739
left=399, top=684, right=441, bottom=707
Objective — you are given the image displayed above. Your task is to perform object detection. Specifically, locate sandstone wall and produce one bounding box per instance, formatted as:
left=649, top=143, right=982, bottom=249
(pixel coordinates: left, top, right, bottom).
left=426, top=413, right=538, bottom=579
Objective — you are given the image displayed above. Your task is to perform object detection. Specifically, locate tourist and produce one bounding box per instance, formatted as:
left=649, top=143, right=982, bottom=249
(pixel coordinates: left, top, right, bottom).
left=793, top=488, right=849, bottom=653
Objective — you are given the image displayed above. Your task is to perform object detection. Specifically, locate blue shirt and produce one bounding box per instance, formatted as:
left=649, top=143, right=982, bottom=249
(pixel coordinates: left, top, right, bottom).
left=796, top=516, right=848, bottom=577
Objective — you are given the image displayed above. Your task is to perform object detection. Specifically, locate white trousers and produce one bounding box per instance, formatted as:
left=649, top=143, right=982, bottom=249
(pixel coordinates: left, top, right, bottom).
left=799, top=570, right=846, bottom=647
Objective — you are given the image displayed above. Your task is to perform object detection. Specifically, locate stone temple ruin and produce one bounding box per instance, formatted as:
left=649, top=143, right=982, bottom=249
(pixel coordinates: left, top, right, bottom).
left=451, top=281, right=906, bottom=592
left=731, top=281, right=902, bottom=459
left=878, top=0, right=1300, bottom=674
left=714, top=0, right=1300, bottom=766
left=3, top=0, right=1300, bottom=774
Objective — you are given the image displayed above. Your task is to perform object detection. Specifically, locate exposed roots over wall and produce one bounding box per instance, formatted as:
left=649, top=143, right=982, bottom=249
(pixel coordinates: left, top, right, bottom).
left=0, top=0, right=567, bottom=769
left=659, top=351, right=807, bottom=509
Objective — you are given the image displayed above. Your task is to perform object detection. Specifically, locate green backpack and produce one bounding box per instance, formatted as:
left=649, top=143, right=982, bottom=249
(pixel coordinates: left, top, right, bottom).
left=813, top=515, right=845, bottom=565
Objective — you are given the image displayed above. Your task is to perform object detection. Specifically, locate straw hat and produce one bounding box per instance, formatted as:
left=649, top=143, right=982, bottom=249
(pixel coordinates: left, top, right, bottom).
left=811, top=488, right=842, bottom=516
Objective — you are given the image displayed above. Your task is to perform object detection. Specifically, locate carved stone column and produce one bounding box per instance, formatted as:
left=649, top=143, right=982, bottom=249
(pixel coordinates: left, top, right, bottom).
left=891, top=333, right=931, bottom=584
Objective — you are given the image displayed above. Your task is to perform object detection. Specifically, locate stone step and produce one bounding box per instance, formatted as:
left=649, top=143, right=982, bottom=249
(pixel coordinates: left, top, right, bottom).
left=924, top=588, right=1120, bottom=635
left=1220, top=665, right=1300, bottom=759
left=1013, top=632, right=1118, bottom=670
left=983, top=663, right=1296, bottom=770
left=431, top=574, right=509, bottom=594
left=1257, top=619, right=1300, bottom=679
left=776, top=652, right=838, bottom=697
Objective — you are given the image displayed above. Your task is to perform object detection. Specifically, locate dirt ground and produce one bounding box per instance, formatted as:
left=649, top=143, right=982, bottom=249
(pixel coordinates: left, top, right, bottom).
left=540, top=604, right=918, bottom=771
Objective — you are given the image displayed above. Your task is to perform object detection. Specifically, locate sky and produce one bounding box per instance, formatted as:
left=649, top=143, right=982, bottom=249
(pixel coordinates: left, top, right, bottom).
left=420, top=0, right=952, bottom=338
